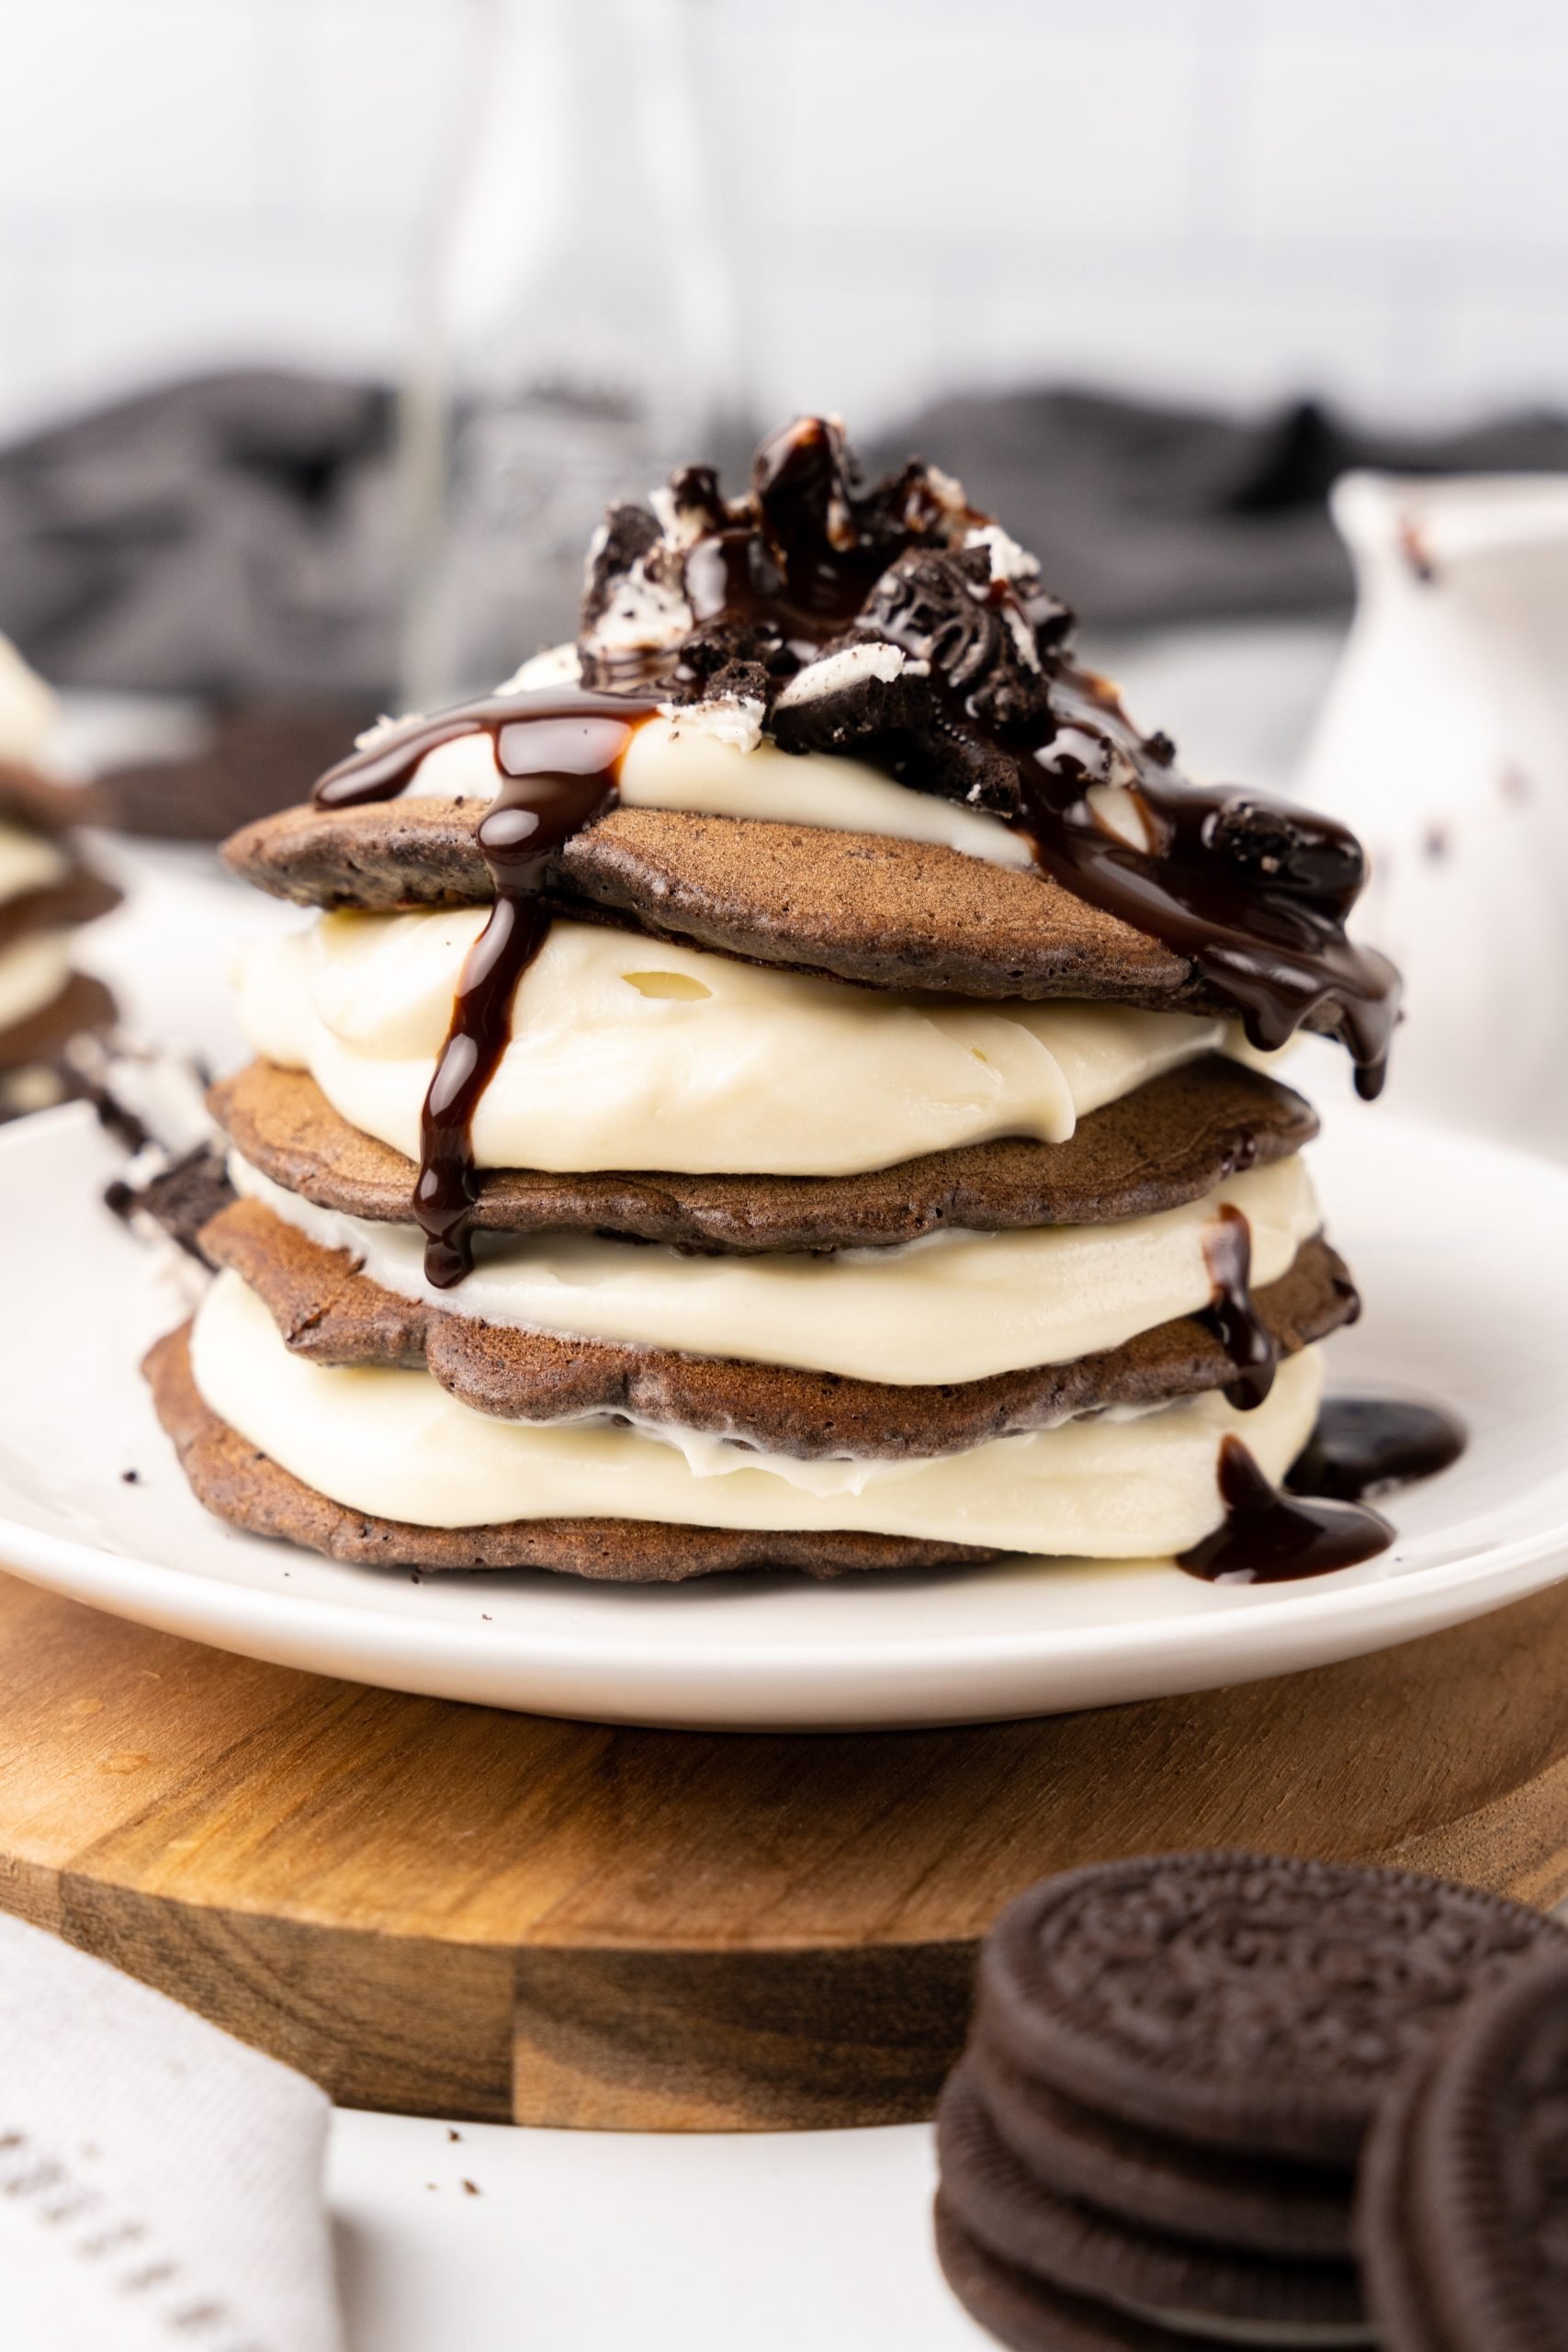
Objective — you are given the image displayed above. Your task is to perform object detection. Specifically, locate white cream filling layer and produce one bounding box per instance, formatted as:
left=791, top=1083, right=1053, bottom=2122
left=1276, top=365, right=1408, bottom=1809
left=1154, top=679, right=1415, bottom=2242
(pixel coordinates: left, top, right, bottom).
left=232, top=1151, right=1318, bottom=1386
left=396, top=710, right=1036, bottom=869
left=0, top=929, right=72, bottom=1032
left=189, top=1269, right=1324, bottom=1554
left=0, top=818, right=68, bottom=907
left=236, top=912, right=1251, bottom=1178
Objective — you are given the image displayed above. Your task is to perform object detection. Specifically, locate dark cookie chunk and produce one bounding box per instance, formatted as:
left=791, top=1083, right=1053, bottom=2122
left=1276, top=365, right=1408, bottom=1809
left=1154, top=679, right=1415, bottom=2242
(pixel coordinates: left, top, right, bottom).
left=581, top=503, right=664, bottom=639
left=938, top=2064, right=1361, bottom=2334
left=141, top=1321, right=998, bottom=1582
left=210, top=1057, right=1319, bottom=1250
left=106, top=1143, right=235, bottom=1265
left=770, top=632, right=1023, bottom=810
left=1356, top=1949, right=1568, bottom=2352
left=198, top=1198, right=1355, bottom=1461
left=977, top=1854, right=1563, bottom=2167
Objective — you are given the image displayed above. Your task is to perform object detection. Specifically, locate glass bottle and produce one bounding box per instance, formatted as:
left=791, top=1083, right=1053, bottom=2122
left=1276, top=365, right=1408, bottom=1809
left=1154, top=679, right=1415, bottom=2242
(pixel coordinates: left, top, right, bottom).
left=400, top=0, right=744, bottom=704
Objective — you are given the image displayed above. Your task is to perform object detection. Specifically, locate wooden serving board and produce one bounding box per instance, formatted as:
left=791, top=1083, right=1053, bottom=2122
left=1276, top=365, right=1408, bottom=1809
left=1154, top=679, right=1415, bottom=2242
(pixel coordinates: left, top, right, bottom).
left=1, top=1566, right=1566, bottom=2132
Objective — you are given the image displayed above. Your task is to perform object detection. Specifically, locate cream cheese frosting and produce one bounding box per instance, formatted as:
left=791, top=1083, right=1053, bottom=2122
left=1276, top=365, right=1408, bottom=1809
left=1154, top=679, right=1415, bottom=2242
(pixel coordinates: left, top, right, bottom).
left=235, top=912, right=1253, bottom=1178
left=190, top=1267, right=1324, bottom=1555
left=231, top=1151, right=1318, bottom=1385
left=0, top=929, right=72, bottom=1031
left=388, top=705, right=1034, bottom=868
left=0, top=818, right=68, bottom=908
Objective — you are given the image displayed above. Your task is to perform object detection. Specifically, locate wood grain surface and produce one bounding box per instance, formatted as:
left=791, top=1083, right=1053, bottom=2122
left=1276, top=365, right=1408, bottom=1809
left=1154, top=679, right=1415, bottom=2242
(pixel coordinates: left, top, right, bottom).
left=0, top=1566, right=1565, bottom=2131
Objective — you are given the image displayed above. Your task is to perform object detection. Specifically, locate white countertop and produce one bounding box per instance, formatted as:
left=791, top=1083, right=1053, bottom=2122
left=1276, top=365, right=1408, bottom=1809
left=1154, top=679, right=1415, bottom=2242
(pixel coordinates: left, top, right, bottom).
left=329, top=2111, right=977, bottom=2351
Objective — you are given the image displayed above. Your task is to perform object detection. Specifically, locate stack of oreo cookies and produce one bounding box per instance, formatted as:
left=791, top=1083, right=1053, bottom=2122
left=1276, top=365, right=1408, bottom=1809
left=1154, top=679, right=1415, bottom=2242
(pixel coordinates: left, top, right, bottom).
left=937, top=1853, right=1567, bottom=2350
left=141, top=419, right=1396, bottom=1583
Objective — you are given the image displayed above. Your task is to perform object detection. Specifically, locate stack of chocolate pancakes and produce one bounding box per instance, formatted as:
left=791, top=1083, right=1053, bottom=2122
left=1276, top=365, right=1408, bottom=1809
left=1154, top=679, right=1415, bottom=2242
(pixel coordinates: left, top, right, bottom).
left=144, top=417, right=1398, bottom=1581
left=937, top=1853, right=1567, bottom=2351
left=0, top=639, right=118, bottom=1120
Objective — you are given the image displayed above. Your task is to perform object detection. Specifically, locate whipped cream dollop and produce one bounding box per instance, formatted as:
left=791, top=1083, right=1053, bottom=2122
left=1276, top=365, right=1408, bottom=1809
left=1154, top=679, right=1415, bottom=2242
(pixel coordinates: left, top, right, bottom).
left=191, top=1268, right=1324, bottom=1556
left=235, top=913, right=1258, bottom=1180
left=233, top=1151, right=1318, bottom=1385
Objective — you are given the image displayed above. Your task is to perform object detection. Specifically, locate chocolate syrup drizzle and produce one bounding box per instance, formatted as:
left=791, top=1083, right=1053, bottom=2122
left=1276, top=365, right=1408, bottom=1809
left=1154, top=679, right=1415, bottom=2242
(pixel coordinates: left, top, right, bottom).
left=1179, top=1395, right=1467, bottom=1584
left=1006, top=666, right=1396, bottom=1095
left=1178, top=1437, right=1395, bottom=1583
left=318, top=692, right=658, bottom=1283
left=1200, top=1204, right=1276, bottom=1410
left=310, top=415, right=1399, bottom=1285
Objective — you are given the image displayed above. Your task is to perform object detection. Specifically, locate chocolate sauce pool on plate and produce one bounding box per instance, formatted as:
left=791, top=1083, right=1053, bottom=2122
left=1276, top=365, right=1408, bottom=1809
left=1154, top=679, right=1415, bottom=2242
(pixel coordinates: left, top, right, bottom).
left=1286, top=1396, right=1467, bottom=1504
left=1179, top=1437, right=1394, bottom=1584
left=1179, top=1396, right=1466, bottom=1585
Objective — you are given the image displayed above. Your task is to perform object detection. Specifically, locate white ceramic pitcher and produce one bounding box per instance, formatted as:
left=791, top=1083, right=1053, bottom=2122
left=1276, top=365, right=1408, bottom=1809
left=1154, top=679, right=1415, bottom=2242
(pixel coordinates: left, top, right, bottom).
left=1294, top=472, right=1568, bottom=1154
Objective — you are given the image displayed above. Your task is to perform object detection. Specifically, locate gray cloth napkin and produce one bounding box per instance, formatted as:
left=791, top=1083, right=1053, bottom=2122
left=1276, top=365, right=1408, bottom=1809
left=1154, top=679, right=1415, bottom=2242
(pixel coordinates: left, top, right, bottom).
left=6, top=368, right=1568, bottom=695
left=0, top=1911, right=341, bottom=2351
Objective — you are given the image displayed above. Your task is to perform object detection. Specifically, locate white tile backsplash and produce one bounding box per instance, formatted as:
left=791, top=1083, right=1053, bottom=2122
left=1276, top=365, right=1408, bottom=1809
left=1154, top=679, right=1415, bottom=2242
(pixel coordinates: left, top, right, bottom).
left=1, top=0, right=1566, bottom=443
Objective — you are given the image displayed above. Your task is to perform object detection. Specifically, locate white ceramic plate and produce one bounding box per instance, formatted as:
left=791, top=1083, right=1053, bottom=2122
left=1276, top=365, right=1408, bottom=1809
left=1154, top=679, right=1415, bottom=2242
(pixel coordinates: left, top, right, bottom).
left=2, top=1101, right=1565, bottom=1730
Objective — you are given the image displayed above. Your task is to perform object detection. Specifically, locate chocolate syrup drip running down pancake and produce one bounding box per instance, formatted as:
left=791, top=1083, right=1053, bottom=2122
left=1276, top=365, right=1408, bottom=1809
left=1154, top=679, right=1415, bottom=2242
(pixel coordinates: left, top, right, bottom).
left=1179, top=1397, right=1465, bottom=1584
left=1178, top=1437, right=1393, bottom=1583
left=320, top=694, right=658, bottom=1285
left=1199, top=1204, right=1278, bottom=1410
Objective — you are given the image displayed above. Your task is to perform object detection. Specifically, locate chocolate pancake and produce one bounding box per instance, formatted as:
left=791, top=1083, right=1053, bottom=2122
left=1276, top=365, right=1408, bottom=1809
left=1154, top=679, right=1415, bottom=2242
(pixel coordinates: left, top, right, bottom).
left=0, top=757, right=109, bottom=836
left=222, top=799, right=1247, bottom=1012
left=211, top=1055, right=1319, bottom=1251
left=0, top=861, right=121, bottom=957
left=199, top=1197, right=1356, bottom=1460
left=938, top=2064, right=1361, bottom=2336
left=141, top=1321, right=998, bottom=1581
left=0, top=968, right=115, bottom=1071
left=1356, top=1950, right=1568, bottom=2352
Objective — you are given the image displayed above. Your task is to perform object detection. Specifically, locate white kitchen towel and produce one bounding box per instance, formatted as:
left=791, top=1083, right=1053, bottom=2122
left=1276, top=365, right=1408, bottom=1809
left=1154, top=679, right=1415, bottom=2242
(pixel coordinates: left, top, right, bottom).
left=0, top=1911, right=341, bottom=2351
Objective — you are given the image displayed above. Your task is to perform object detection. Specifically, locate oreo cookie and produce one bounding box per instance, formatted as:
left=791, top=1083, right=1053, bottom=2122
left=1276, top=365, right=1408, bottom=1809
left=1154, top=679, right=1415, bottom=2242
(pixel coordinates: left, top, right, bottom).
left=936, top=1853, right=1564, bottom=2350
left=1356, top=1949, right=1568, bottom=2351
